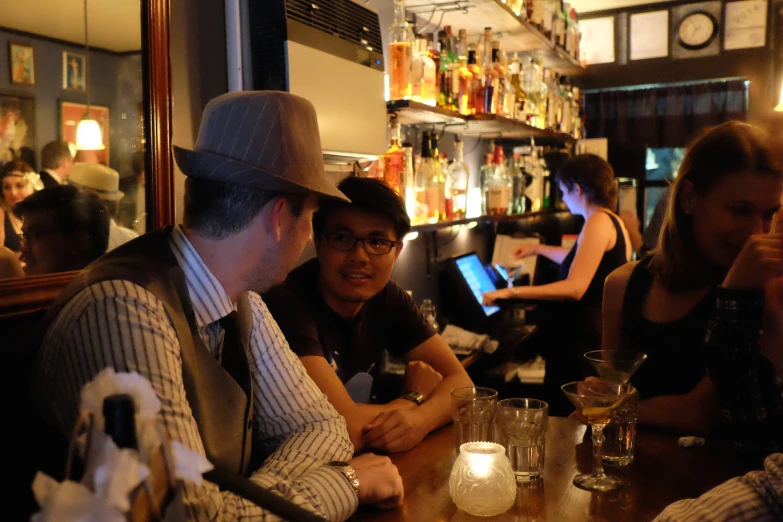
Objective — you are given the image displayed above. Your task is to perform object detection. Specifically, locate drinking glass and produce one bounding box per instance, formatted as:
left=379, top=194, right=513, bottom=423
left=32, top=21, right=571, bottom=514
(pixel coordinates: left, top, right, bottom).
left=602, top=386, right=639, bottom=466
left=584, top=350, right=647, bottom=466
left=583, top=350, right=647, bottom=384
left=561, top=380, right=627, bottom=492
left=496, top=398, right=548, bottom=482
left=451, top=387, right=498, bottom=452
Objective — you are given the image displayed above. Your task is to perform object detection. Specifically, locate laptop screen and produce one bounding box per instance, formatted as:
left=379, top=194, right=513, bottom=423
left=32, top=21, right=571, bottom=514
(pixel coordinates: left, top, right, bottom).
left=454, top=254, right=500, bottom=316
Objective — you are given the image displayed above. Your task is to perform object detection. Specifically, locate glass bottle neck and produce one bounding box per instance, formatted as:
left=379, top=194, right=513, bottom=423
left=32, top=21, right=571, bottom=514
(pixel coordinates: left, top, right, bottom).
left=455, top=143, right=464, bottom=162
left=393, top=1, right=406, bottom=24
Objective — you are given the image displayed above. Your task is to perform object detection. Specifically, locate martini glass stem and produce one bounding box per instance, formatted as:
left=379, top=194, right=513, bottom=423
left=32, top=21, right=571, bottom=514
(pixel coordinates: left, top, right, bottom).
left=591, top=422, right=608, bottom=479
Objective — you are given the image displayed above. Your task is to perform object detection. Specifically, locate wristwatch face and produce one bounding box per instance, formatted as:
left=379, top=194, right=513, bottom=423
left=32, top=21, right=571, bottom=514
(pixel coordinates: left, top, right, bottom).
left=402, top=391, right=425, bottom=405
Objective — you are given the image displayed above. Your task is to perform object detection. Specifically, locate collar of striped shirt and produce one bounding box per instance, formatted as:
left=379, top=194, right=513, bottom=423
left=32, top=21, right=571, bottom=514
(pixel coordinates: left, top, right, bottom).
left=168, top=225, right=236, bottom=327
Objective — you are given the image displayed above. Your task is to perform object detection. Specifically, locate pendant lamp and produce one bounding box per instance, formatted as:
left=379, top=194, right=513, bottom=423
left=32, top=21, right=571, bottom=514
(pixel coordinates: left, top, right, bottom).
left=75, top=0, right=105, bottom=151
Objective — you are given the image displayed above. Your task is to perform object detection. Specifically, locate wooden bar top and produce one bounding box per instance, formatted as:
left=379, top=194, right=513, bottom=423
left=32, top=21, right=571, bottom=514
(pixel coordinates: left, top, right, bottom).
left=351, top=417, right=756, bottom=521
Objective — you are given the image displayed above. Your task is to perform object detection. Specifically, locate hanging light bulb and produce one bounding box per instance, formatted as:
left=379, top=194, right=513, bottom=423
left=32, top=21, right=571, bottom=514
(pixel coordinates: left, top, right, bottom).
left=76, top=114, right=105, bottom=150
left=775, top=83, right=783, bottom=112
left=75, top=0, right=104, bottom=150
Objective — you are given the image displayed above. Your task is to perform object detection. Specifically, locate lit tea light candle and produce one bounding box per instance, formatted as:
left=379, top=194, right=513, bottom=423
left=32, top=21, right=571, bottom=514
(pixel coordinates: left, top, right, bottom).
left=449, top=442, right=516, bottom=516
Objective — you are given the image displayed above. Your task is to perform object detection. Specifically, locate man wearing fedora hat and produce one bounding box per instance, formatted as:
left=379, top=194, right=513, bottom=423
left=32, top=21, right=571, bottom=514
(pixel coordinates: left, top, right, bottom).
left=68, top=162, right=139, bottom=250
left=33, top=91, right=403, bottom=520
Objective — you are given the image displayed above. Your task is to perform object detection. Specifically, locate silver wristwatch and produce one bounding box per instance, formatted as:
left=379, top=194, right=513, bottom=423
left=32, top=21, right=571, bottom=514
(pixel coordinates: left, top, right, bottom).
left=401, top=390, right=425, bottom=405
left=328, top=461, right=360, bottom=498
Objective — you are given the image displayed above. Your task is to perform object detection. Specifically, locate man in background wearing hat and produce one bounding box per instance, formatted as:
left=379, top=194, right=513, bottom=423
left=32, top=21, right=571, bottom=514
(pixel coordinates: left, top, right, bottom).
left=68, top=162, right=138, bottom=250
left=33, top=91, right=403, bottom=521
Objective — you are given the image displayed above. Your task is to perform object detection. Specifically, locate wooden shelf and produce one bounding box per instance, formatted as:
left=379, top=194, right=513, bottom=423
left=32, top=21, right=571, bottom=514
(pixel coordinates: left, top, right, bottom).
left=411, top=209, right=570, bottom=233
left=405, top=0, right=585, bottom=76
left=463, top=113, right=575, bottom=141
left=387, top=100, right=465, bottom=126
left=387, top=101, right=575, bottom=142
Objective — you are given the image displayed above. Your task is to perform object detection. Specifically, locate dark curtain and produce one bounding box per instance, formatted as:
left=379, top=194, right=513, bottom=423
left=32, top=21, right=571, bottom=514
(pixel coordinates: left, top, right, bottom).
left=584, top=80, right=748, bottom=148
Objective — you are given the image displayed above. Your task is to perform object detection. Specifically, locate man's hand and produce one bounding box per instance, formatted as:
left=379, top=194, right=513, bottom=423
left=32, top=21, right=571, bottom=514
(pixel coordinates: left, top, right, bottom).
left=349, top=453, right=404, bottom=509
left=401, top=361, right=443, bottom=398
left=722, top=233, right=783, bottom=290
left=361, top=409, right=429, bottom=453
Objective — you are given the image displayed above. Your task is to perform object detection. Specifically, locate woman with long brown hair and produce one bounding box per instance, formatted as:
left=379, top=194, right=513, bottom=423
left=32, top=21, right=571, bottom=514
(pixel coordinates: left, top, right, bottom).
left=603, top=121, right=783, bottom=436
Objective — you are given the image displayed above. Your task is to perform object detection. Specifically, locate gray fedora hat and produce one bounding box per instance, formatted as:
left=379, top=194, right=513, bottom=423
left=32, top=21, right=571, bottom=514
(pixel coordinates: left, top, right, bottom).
left=173, top=91, right=348, bottom=202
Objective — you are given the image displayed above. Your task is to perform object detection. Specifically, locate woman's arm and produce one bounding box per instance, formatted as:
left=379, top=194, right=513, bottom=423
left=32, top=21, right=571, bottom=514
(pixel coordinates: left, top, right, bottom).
left=485, top=213, right=615, bottom=303
left=637, top=375, right=720, bottom=437
left=535, top=244, right=573, bottom=265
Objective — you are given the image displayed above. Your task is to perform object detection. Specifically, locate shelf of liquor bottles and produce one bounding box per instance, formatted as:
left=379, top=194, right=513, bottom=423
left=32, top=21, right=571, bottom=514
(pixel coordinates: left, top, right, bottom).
left=388, top=100, right=575, bottom=141
left=410, top=209, right=570, bottom=233
left=405, top=0, right=584, bottom=76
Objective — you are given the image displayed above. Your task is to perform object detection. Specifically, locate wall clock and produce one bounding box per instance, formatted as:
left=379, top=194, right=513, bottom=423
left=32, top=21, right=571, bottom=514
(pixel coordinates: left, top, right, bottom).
left=677, top=11, right=719, bottom=50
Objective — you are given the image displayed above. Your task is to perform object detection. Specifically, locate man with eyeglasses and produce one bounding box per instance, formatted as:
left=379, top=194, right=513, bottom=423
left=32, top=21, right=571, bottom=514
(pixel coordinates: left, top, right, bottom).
left=265, top=177, right=473, bottom=454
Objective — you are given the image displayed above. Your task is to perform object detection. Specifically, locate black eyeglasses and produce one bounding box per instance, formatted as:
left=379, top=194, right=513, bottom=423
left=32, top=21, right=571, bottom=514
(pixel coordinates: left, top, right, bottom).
left=322, top=232, right=398, bottom=255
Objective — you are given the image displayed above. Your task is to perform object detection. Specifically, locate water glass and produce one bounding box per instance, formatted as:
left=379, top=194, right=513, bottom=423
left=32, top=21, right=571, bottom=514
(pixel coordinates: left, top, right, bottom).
left=496, top=398, right=548, bottom=482
left=451, top=387, right=498, bottom=452
left=603, top=386, right=639, bottom=466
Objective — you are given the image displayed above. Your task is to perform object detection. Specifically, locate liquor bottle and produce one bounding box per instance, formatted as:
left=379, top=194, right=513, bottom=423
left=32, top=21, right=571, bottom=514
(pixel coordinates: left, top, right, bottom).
left=569, top=8, right=580, bottom=59
left=402, top=141, right=416, bottom=219
left=431, top=134, right=449, bottom=220
left=475, top=27, right=495, bottom=115
left=485, top=145, right=512, bottom=216
left=427, top=34, right=441, bottom=100
left=384, top=122, right=405, bottom=195
left=507, top=52, right=527, bottom=122
left=559, top=76, right=572, bottom=135
left=479, top=152, right=493, bottom=215
left=543, top=0, right=555, bottom=41
left=448, top=136, right=470, bottom=219
left=531, top=0, right=545, bottom=33
left=555, top=0, right=567, bottom=49
left=467, top=45, right=482, bottom=115
left=415, top=131, right=445, bottom=224
left=413, top=36, right=437, bottom=106
left=491, top=41, right=507, bottom=116
left=456, top=31, right=473, bottom=115
left=389, top=0, right=412, bottom=101
left=104, top=394, right=138, bottom=450
left=439, top=27, right=459, bottom=110
left=509, top=153, right=526, bottom=214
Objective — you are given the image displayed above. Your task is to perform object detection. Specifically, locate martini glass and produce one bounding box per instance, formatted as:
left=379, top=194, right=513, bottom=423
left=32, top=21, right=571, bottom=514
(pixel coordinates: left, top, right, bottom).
left=583, top=350, right=647, bottom=384
left=561, top=380, right=628, bottom=492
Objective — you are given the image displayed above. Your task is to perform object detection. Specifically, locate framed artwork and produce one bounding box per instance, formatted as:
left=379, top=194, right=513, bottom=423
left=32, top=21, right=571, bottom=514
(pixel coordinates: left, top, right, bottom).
left=63, top=51, right=87, bottom=92
left=579, top=17, right=616, bottom=65
left=9, top=42, right=35, bottom=86
left=60, top=101, right=110, bottom=165
left=630, top=10, right=670, bottom=60
left=0, top=91, right=36, bottom=166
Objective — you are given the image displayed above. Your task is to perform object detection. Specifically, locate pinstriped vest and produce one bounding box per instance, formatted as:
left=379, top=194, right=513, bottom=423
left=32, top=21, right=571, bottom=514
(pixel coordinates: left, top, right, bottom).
left=39, top=226, right=253, bottom=476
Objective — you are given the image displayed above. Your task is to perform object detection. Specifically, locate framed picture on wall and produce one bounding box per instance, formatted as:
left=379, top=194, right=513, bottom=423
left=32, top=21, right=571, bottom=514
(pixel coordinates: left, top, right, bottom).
left=63, top=52, right=87, bottom=92
left=60, top=101, right=110, bottom=165
left=0, top=91, right=36, bottom=166
left=9, top=43, right=35, bottom=86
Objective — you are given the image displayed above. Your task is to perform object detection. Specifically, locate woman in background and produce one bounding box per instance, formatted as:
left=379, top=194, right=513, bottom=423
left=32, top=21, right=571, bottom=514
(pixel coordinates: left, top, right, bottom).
left=0, top=160, right=42, bottom=255
left=484, top=154, right=632, bottom=413
left=603, top=121, right=783, bottom=437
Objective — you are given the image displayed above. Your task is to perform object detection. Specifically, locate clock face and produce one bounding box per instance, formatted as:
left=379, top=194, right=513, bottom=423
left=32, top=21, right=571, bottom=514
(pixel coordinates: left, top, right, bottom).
left=678, top=12, right=717, bottom=50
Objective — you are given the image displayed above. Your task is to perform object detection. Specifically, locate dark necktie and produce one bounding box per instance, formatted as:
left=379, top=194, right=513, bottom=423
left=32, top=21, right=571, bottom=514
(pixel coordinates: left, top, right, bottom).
left=219, top=311, right=252, bottom=399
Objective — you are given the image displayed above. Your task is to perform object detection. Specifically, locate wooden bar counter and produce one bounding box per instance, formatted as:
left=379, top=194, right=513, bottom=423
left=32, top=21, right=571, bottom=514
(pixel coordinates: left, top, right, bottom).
left=351, top=417, right=756, bottom=521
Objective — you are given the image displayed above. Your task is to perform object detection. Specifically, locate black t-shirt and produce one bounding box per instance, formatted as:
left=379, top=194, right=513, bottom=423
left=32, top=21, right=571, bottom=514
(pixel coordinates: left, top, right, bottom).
left=263, top=258, right=435, bottom=402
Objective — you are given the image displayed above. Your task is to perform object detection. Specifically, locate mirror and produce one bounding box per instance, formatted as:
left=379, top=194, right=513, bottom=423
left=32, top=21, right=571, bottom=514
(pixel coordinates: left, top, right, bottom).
left=0, top=0, right=173, bottom=312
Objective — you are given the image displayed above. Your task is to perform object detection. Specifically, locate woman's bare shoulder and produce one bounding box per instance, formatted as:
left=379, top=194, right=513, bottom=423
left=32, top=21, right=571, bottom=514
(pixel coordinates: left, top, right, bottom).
left=605, top=261, right=639, bottom=296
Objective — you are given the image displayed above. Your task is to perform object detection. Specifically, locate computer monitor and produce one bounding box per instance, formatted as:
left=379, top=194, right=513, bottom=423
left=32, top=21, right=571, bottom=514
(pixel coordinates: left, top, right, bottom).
left=448, top=253, right=501, bottom=319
